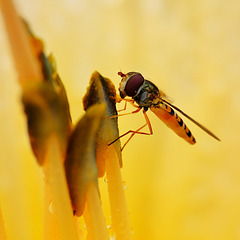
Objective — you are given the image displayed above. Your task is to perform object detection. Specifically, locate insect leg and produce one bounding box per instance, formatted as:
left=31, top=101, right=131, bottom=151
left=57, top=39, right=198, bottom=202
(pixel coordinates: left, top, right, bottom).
left=108, top=110, right=153, bottom=151
left=120, top=110, right=153, bottom=151
left=117, top=100, right=127, bottom=112
left=105, top=106, right=142, bottom=120
left=117, top=97, right=139, bottom=111
left=143, top=109, right=153, bottom=134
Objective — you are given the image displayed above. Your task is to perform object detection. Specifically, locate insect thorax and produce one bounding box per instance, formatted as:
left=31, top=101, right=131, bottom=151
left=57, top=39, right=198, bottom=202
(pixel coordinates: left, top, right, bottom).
left=133, top=80, right=160, bottom=108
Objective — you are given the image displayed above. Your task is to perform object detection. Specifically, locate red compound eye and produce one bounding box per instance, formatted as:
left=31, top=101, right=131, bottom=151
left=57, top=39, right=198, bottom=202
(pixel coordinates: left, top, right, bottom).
left=125, top=73, right=144, bottom=97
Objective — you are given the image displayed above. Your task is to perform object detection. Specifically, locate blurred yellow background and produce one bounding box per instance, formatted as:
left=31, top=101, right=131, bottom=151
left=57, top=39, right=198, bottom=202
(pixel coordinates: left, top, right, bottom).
left=0, top=0, right=240, bottom=239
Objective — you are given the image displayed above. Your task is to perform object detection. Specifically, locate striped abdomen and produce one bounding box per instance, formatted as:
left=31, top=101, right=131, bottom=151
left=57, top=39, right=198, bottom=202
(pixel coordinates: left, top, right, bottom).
left=150, top=102, right=196, bottom=144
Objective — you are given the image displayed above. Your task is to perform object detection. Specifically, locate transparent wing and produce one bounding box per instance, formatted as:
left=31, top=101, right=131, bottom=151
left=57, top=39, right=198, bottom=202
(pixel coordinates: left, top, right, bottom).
left=159, top=89, right=174, bottom=103
left=154, top=91, right=220, bottom=141
left=158, top=97, right=221, bottom=141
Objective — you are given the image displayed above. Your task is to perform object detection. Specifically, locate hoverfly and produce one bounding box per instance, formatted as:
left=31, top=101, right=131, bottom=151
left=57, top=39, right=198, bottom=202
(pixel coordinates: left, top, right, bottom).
left=110, top=71, right=220, bottom=150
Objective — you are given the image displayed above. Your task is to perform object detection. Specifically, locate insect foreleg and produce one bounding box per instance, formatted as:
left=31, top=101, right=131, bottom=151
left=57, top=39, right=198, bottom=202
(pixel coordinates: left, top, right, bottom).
left=117, top=100, right=128, bottom=112
left=105, top=106, right=142, bottom=120
left=117, top=97, right=138, bottom=110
